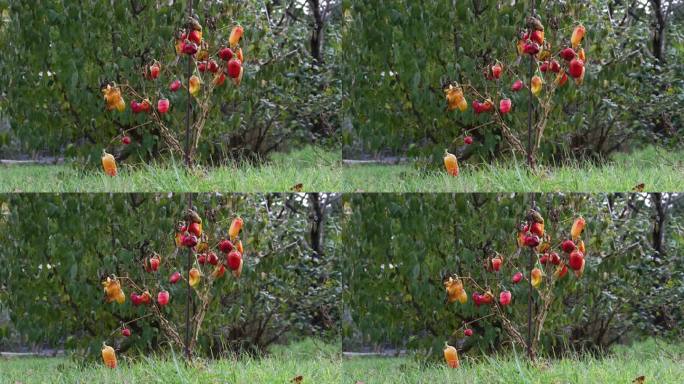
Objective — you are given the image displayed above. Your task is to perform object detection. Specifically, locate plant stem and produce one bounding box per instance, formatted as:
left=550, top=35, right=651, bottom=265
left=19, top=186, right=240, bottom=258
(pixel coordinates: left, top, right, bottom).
left=185, top=195, right=193, bottom=360
left=527, top=192, right=537, bottom=361
left=184, top=0, right=194, bottom=169
left=184, top=0, right=194, bottom=362
left=527, top=1, right=536, bottom=170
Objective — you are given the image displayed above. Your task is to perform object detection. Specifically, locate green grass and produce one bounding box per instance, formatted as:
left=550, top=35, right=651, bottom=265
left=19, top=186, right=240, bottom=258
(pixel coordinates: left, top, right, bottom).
left=0, top=339, right=341, bottom=383
left=343, top=339, right=684, bottom=384
left=0, top=147, right=341, bottom=192
left=342, top=147, right=684, bottom=192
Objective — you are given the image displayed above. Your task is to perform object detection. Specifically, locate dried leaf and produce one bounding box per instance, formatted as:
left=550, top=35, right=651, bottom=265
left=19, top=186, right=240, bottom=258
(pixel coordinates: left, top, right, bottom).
left=290, top=183, right=303, bottom=192
left=632, top=183, right=645, bottom=192
left=291, top=375, right=303, bottom=383
left=632, top=376, right=645, bottom=384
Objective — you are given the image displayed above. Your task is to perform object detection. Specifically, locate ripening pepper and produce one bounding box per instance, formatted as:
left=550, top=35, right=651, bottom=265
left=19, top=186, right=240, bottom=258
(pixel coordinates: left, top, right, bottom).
left=569, top=59, right=585, bottom=79
left=491, top=63, right=503, bottom=79
left=512, top=272, right=523, bottom=284
left=213, top=73, right=226, bottom=87
left=444, top=277, right=459, bottom=297
left=480, top=291, right=494, bottom=305
left=554, top=263, right=568, bottom=279
left=175, top=38, right=184, bottom=55
left=102, top=277, right=125, bottom=304
left=517, top=39, right=526, bottom=55
left=523, top=42, right=540, bottom=55
left=229, top=25, right=244, bottom=48
left=571, top=25, right=586, bottom=49
left=189, top=75, right=201, bottom=96
left=517, top=229, right=526, bottom=247
left=499, top=290, right=512, bottom=306
left=531, top=267, right=543, bottom=288
left=531, top=30, right=544, bottom=45
left=531, top=75, right=543, bottom=96
left=499, top=98, right=512, bottom=114
left=571, top=217, right=586, bottom=240
left=444, top=277, right=467, bottom=304
left=101, top=151, right=118, bottom=177
left=102, top=84, right=125, bottom=112
left=189, top=267, right=201, bottom=287
left=227, top=251, right=243, bottom=271
left=229, top=217, right=244, bottom=239
left=561, top=239, right=576, bottom=253
left=444, top=344, right=460, bottom=368
left=212, top=264, right=227, bottom=279
left=569, top=250, right=585, bottom=271
left=491, top=256, right=503, bottom=272
left=102, top=343, right=117, bottom=368
left=444, top=151, right=459, bottom=177
left=139, top=291, right=152, bottom=305
left=555, top=71, right=568, bottom=87
left=531, top=222, right=544, bottom=236
left=444, top=84, right=466, bottom=112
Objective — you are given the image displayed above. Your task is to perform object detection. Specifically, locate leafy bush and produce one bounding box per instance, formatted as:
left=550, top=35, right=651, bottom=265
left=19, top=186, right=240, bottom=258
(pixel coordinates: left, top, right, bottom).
left=0, top=193, right=341, bottom=358
left=342, top=193, right=684, bottom=357
left=341, top=1, right=683, bottom=162
left=0, top=1, right=342, bottom=163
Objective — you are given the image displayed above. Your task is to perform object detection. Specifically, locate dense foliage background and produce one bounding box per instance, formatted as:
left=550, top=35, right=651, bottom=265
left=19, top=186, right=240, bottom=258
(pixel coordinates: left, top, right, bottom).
left=342, top=193, right=684, bottom=357
left=0, top=193, right=341, bottom=358
left=0, top=0, right=341, bottom=164
left=342, top=0, right=684, bottom=163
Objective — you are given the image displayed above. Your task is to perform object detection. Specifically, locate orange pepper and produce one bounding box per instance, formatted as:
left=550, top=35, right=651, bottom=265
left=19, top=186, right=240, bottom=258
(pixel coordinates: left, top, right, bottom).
left=102, top=344, right=117, bottom=368
left=571, top=25, right=586, bottom=49
left=571, top=217, right=586, bottom=240
left=531, top=268, right=543, bottom=288
left=443, top=151, right=459, bottom=177
left=531, top=75, right=543, bottom=96
left=189, top=268, right=201, bottom=287
left=101, top=151, right=117, bottom=177
left=189, top=75, right=201, bottom=96
left=444, top=344, right=459, bottom=368
left=229, top=217, right=244, bottom=239
left=229, top=25, right=244, bottom=48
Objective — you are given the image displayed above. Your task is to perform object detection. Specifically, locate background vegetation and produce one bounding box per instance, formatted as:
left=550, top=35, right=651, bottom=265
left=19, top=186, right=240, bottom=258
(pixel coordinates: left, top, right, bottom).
left=0, top=0, right=342, bottom=165
left=0, top=193, right=341, bottom=360
left=342, top=193, right=684, bottom=358
left=342, top=0, right=684, bottom=164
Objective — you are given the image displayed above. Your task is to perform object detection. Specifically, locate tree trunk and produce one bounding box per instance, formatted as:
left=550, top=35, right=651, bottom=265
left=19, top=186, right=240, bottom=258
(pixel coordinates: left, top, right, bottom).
left=649, top=1, right=675, bottom=136
left=309, top=193, right=324, bottom=258
left=650, top=0, right=668, bottom=63
left=308, top=0, right=326, bottom=65
left=651, top=193, right=666, bottom=256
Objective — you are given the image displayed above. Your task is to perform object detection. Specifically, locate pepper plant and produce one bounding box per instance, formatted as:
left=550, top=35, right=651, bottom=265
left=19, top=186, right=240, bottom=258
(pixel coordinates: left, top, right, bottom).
left=101, top=209, right=246, bottom=365
left=443, top=6, right=587, bottom=172
left=443, top=207, right=587, bottom=364
left=100, top=2, right=246, bottom=172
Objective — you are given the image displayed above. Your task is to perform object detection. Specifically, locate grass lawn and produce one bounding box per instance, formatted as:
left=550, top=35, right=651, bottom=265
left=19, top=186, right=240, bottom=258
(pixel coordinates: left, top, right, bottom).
left=0, top=147, right=341, bottom=193
left=0, top=339, right=341, bottom=383
left=343, top=339, right=684, bottom=384
left=342, top=147, right=684, bottom=192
